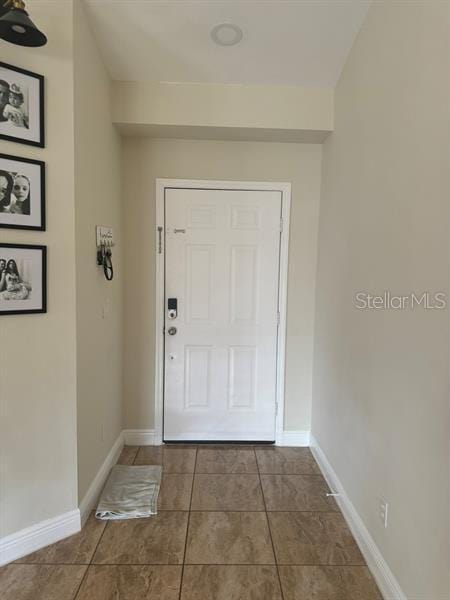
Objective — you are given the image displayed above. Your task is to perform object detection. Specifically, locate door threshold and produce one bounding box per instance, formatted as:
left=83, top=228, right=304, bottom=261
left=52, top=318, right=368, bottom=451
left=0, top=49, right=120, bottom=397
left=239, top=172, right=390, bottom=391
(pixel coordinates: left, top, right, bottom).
left=163, top=440, right=275, bottom=445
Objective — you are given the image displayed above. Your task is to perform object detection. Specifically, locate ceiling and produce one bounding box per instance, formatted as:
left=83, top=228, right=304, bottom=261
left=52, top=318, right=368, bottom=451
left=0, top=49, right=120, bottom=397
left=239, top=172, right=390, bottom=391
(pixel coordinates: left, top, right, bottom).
left=84, top=0, right=371, bottom=87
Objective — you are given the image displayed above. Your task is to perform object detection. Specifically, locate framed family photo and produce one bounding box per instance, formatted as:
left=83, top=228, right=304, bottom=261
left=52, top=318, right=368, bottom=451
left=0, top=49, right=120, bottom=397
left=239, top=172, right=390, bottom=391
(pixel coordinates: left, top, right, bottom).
left=0, top=244, right=47, bottom=315
left=0, top=153, right=45, bottom=230
left=0, top=62, right=45, bottom=148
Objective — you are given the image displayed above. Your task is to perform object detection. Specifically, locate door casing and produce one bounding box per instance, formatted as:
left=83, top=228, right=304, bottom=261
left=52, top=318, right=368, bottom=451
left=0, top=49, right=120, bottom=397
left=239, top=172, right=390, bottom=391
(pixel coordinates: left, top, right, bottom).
left=155, top=179, right=291, bottom=445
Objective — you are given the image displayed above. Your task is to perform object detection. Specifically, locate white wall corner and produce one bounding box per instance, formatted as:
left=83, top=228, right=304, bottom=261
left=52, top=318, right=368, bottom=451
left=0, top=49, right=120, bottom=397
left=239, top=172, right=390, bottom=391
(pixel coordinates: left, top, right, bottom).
left=0, top=509, right=81, bottom=567
left=122, top=429, right=157, bottom=446
left=79, top=432, right=124, bottom=525
left=276, top=430, right=311, bottom=446
left=310, top=435, right=407, bottom=600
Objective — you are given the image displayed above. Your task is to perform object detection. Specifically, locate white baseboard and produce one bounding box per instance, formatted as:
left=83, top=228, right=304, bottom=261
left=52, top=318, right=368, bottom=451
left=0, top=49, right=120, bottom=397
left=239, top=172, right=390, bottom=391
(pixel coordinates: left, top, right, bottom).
left=310, top=435, right=407, bottom=600
left=276, top=430, right=311, bottom=446
left=79, top=432, right=124, bottom=525
left=123, top=429, right=157, bottom=445
left=0, top=509, right=80, bottom=567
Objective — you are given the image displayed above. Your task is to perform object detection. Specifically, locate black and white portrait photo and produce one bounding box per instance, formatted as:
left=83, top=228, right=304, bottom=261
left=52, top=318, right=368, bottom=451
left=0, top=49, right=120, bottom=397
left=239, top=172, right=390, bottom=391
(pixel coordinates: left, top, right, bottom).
left=0, top=62, right=45, bottom=148
left=0, top=154, right=45, bottom=230
left=0, top=244, right=46, bottom=315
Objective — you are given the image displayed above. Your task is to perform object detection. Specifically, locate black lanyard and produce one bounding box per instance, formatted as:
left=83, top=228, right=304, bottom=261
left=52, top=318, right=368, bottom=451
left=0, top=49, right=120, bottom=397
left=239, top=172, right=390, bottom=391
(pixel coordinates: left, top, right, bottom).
left=97, top=246, right=114, bottom=281
left=103, top=248, right=113, bottom=281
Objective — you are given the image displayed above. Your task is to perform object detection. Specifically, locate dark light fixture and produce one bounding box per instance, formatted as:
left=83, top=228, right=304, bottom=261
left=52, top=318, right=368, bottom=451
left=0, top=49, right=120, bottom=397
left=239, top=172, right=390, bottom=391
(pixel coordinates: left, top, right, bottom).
left=0, top=0, right=47, bottom=47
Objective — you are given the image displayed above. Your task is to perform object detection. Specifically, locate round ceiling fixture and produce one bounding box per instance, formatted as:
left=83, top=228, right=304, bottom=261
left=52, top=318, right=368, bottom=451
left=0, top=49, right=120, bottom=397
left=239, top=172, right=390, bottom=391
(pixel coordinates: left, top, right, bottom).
left=210, top=23, right=243, bottom=47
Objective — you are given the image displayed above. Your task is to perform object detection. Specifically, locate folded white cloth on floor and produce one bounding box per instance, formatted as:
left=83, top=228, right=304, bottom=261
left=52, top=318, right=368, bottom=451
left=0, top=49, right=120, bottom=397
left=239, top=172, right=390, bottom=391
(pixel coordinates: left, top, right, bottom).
left=95, top=465, right=162, bottom=520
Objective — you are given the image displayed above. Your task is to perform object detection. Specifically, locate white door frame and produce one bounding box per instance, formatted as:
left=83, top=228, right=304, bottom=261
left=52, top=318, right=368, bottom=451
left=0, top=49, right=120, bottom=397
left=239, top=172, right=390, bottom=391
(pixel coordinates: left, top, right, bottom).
left=155, top=178, right=291, bottom=445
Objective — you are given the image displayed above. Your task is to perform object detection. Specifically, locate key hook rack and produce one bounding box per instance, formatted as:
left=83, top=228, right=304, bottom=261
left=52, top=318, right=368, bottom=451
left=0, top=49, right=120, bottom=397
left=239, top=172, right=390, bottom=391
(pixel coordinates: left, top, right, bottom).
left=96, top=226, right=114, bottom=281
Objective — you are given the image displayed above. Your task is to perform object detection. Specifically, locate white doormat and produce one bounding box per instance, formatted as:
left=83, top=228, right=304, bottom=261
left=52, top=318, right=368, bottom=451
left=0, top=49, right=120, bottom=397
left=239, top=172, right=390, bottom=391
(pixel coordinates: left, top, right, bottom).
left=96, top=465, right=162, bottom=520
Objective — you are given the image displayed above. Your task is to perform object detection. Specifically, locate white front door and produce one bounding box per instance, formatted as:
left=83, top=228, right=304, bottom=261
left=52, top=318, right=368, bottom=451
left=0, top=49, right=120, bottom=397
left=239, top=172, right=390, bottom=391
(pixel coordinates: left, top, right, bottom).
left=164, top=187, right=282, bottom=442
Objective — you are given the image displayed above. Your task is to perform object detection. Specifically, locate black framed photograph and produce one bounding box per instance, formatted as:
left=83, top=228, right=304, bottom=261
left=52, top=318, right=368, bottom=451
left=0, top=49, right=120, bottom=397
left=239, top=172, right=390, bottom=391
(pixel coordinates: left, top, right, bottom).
left=0, top=244, right=46, bottom=315
left=0, top=62, right=45, bottom=148
left=0, top=153, right=45, bottom=230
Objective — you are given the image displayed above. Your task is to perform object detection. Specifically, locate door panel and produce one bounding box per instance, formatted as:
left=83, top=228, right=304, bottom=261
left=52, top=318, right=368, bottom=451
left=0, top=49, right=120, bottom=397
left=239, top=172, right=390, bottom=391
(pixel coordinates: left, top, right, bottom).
left=230, top=245, right=259, bottom=324
left=186, top=245, right=214, bottom=322
left=228, top=345, right=257, bottom=409
left=164, top=188, right=281, bottom=441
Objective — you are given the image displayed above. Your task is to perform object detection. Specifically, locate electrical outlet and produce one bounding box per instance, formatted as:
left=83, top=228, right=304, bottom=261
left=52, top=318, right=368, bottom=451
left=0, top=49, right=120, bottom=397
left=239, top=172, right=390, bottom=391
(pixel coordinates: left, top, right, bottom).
left=379, top=496, right=389, bottom=528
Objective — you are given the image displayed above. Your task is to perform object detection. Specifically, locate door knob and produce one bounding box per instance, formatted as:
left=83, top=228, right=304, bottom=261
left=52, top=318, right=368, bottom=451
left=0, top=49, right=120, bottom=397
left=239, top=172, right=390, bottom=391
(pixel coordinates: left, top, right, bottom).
left=167, top=327, right=177, bottom=336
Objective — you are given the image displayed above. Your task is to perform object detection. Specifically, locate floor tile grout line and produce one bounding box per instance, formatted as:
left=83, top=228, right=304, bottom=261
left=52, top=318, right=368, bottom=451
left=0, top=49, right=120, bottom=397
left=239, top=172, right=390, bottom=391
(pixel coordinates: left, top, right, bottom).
left=256, top=450, right=286, bottom=600
left=255, top=447, right=262, bottom=474
left=73, top=443, right=137, bottom=598
left=89, top=518, right=110, bottom=566
left=72, top=516, right=109, bottom=600
left=157, top=509, right=340, bottom=513
left=43, top=562, right=356, bottom=568
left=131, top=446, right=140, bottom=465
left=133, top=470, right=326, bottom=476
left=170, top=562, right=369, bottom=568
left=72, top=563, right=90, bottom=600
left=178, top=446, right=198, bottom=600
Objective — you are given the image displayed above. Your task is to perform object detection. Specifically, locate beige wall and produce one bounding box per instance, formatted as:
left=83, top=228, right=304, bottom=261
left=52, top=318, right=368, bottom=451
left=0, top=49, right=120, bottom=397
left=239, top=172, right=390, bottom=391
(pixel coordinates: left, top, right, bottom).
left=0, top=2, right=78, bottom=537
left=74, top=0, right=124, bottom=503
left=122, top=138, right=322, bottom=433
left=312, top=1, right=450, bottom=598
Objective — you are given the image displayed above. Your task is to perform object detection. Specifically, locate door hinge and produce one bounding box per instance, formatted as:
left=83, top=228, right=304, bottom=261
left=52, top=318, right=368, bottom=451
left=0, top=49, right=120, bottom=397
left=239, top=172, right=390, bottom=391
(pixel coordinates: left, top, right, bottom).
left=280, top=217, right=283, bottom=233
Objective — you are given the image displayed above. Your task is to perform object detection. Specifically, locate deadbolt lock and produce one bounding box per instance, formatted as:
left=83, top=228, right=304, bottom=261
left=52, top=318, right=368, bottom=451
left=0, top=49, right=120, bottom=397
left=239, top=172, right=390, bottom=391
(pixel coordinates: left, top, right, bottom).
left=168, top=327, right=177, bottom=336
left=168, top=298, right=178, bottom=319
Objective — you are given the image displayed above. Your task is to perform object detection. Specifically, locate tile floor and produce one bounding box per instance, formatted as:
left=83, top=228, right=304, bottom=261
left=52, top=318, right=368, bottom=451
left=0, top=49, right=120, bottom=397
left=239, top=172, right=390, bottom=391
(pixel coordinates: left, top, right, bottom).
left=0, top=445, right=382, bottom=599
